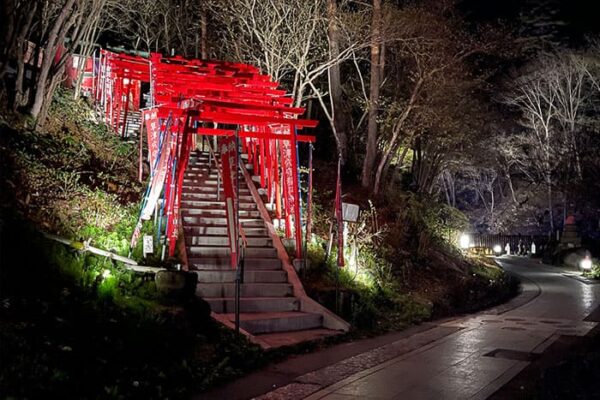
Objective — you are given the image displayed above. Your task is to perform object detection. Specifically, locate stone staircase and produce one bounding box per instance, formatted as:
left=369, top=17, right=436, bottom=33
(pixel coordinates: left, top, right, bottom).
left=119, top=110, right=141, bottom=138
left=181, top=150, right=346, bottom=347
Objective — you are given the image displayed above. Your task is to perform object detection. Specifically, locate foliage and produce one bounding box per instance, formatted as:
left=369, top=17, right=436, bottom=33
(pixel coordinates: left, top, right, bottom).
left=0, top=88, right=147, bottom=260
left=384, top=191, right=469, bottom=261
left=302, top=182, right=517, bottom=334
left=304, top=229, right=432, bottom=332
left=0, top=210, right=264, bottom=400
left=583, top=261, right=600, bottom=280
left=0, top=86, right=268, bottom=398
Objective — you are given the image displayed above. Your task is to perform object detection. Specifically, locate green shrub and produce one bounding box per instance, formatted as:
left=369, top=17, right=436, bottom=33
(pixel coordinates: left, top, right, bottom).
left=584, top=262, right=600, bottom=279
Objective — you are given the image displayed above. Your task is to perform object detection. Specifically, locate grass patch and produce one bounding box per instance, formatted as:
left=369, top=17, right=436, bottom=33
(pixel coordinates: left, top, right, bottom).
left=0, top=89, right=266, bottom=398
left=301, top=188, right=519, bottom=335
left=0, top=214, right=266, bottom=399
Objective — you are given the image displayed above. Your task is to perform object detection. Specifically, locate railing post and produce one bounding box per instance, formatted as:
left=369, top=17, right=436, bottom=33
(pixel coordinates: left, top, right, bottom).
left=234, top=130, right=242, bottom=335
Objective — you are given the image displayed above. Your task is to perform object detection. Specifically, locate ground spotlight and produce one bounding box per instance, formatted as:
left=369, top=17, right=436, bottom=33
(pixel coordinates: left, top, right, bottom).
left=493, top=244, right=502, bottom=255
left=580, top=257, right=592, bottom=271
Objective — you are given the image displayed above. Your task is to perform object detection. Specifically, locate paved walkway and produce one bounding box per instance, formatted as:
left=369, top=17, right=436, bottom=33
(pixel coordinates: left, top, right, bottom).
left=257, top=256, right=600, bottom=400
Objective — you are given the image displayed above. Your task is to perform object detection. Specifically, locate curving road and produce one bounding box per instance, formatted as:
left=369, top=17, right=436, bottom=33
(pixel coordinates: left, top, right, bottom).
left=258, top=256, right=600, bottom=400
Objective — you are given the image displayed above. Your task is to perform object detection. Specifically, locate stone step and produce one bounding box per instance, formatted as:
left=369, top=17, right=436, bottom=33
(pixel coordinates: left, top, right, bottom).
left=189, top=257, right=281, bottom=270
left=255, top=328, right=342, bottom=348
left=183, top=178, right=224, bottom=185
left=181, top=193, right=255, bottom=202
left=186, top=165, right=231, bottom=172
left=184, top=168, right=218, bottom=174
left=186, top=165, right=213, bottom=171
left=182, top=209, right=260, bottom=218
left=206, top=296, right=299, bottom=313
left=188, top=245, right=277, bottom=258
left=181, top=184, right=250, bottom=192
left=186, top=236, right=271, bottom=247
left=183, top=173, right=219, bottom=180
left=227, top=312, right=323, bottom=335
left=182, top=187, right=252, bottom=196
left=193, top=269, right=287, bottom=283
left=182, top=216, right=264, bottom=226
left=196, top=282, right=293, bottom=298
left=186, top=168, right=242, bottom=175
left=180, top=200, right=257, bottom=210
left=184, top=226, right=268, bottom=237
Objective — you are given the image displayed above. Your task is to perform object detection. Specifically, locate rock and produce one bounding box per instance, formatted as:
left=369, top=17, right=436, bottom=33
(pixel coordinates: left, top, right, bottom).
left=563, top=249, right=590, bottom=269
left=155, top=270, right=197, bottom=298
left=293, top=258, right=311, bottom=272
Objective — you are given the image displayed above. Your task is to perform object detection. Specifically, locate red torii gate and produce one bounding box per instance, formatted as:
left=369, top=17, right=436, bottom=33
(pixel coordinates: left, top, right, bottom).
left=93, top=50, right=316, bottom=262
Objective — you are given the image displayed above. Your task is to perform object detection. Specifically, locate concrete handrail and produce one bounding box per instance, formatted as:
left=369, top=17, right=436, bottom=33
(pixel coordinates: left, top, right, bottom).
left=238, top=160, right=350, bottom=332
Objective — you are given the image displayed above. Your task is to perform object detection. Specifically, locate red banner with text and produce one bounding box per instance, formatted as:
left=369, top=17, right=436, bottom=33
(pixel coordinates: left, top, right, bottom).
left=143, top=108, right=159, bottom=168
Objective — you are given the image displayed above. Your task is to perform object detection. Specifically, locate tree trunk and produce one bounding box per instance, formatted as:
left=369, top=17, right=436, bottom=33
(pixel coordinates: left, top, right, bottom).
left=442, top=174, right=451, bottom=205
left=200, top=8, right=207, bottom=59
left=506, top=172, right=517, bottom=203
left=74, top=14, right=101, bottom=100
left=489, top=187, right=495, bottom=230
left=327, top=0, right=349, bottom=164
left=547, top=176, right=554, bottom=234
left=361, top=0, right=381, bottom=188
left=372, top=79, right=422, bottom=194
left=30, top=0, right=77, bottom=120
left=163, top=13, right=170, bottom=54
left=12, top=2, right=36, bottom=111
left=37, top=65, right=64, bottom=127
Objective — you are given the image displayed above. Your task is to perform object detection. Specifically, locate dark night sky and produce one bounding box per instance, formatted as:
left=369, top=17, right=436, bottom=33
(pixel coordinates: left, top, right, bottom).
left=459, top=0, right=599, bottom=46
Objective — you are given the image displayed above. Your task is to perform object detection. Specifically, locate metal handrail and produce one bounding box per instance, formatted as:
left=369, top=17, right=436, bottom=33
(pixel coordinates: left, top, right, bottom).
left=203, top=136, right=222, bottom=200
left=201, top=135, right=247, bottom=247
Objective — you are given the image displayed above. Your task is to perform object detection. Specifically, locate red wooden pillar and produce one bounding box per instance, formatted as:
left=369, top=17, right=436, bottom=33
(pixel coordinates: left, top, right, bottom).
left=120, top=82, right=132, bottom=138
left=260, top=138, right=266, bottom=188
left=274, top=140, right=282, bottom=219
left=289, top=124, right=302, bottom=259
left=280, top=142, right=292, bottom=238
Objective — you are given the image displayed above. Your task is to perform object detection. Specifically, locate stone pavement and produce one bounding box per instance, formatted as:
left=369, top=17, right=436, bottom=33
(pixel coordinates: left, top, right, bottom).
left=257, top=256, right=600, bottom=400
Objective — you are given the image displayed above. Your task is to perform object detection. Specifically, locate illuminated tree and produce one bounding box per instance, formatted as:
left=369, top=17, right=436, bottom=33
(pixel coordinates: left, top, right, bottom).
left=502, top=52, right=598, bottom=232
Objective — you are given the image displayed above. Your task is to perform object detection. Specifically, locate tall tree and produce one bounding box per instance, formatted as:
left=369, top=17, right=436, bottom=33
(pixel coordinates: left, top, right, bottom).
left=361, top=0, right=381, bottom=187
left=327, top=0, right=350, bottom=163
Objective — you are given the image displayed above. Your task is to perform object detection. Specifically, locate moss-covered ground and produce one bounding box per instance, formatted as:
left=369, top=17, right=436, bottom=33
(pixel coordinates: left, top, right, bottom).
left=0, top=90, right=266, bottom=399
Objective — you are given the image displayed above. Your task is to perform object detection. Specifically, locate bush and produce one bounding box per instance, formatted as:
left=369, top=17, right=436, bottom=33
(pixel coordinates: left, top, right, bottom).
left=584, top=262, right=600, bottom=279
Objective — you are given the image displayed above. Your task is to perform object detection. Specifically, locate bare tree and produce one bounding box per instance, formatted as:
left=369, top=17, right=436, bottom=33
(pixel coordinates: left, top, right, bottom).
left=464, top=167, right=498, bottom=230
left=29, top=0, right=79, bottom=121
left=113, top=0, right=161, bottom=53
left=503, top=61, right=560, bottom=232
left=361, top=0, right=382, bottom=187
left=373, top=6, right=489, bottom=194
left=212, top=0, right=367, bottom=169
left=502, top=52, right=598, bottom=233
left=326, top=0, right=350, bottom=162
left=73, top=0, right=115, bottom=99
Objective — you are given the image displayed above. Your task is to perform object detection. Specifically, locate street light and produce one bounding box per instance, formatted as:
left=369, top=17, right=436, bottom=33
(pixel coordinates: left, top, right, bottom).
left=459, top=234, right=470, bottom=250
left=493, top=244, right=502, bottom=255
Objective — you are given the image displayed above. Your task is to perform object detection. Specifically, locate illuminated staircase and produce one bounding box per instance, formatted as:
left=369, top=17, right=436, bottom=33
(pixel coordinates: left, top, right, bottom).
left=181, top=150, right=346, bottom=348
left=119, top=110, right=141, bottom=138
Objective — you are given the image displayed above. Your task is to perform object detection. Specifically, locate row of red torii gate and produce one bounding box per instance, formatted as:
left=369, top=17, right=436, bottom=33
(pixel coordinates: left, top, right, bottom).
left=87, top=50, right=317, bottom=265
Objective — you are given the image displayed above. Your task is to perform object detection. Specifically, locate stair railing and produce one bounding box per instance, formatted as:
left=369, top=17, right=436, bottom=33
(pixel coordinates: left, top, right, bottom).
left=203, top=135, right=222, bottom=201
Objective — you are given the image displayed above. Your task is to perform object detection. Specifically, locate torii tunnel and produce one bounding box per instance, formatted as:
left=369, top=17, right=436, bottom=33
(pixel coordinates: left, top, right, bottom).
left=92, top=50, right=317, bottom=263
